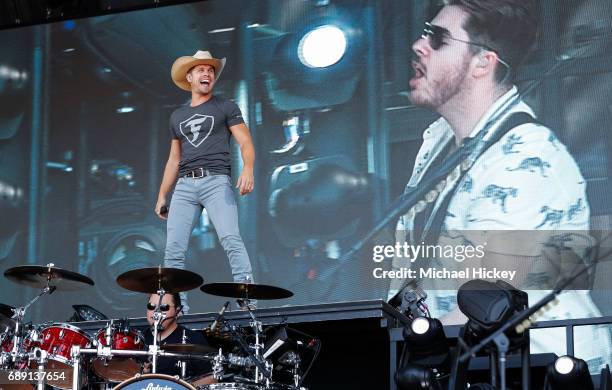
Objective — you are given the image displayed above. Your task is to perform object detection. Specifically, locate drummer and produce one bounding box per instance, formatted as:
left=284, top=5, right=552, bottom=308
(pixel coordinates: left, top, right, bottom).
left=143, top=293, right=215, bottom=384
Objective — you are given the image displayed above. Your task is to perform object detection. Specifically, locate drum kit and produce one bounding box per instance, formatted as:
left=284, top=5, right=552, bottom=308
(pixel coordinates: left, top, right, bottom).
left=0, top=264, right=310, bottom=390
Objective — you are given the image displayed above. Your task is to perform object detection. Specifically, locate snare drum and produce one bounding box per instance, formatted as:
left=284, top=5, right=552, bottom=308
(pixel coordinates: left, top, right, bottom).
left=114, top=373, right=196, bottom=390
left=31, top=323, right=92, bottom=389
left=92, top=325, right=144, bottom=382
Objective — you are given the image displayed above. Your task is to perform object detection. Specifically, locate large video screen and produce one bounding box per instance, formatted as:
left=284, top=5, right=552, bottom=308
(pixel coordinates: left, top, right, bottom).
left=1, top=0, right=612, bottom=371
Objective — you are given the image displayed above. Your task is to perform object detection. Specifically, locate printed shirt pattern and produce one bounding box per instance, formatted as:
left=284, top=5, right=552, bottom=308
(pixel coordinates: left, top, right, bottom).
left=389, top=87, right=609, bottom=367
left=398, top=87, right=589, bottom=234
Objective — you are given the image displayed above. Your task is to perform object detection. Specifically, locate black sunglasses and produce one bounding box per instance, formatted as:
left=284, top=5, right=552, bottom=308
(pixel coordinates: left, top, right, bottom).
left=422, top=22, right=482, bottom=50
left=422, top=22, right=510, bottom=68
left=147, top=303, right=172, bottom=311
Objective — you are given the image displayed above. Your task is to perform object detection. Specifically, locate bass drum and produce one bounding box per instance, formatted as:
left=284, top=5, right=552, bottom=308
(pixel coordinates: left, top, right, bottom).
left=113, top=374, right=196, bottom=390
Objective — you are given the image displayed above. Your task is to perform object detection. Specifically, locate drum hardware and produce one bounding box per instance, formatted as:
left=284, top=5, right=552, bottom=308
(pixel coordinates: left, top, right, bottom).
left=213, top=349, right=225, bottom=381
left=69, top=342, right=214, bottom=389
left=180, top=329, right=188, bottom=379
left=1, top=263, right=95, bottom=389
left=200, top=282, right=313, bottom=389
left=116, top=266, right=204, bottom=374
left=205, top=304, right=271, bottom=385
left=92, top=319, right=145, bottom=382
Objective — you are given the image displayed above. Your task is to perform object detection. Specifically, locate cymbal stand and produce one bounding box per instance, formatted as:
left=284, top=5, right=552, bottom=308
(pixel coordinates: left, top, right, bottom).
left=179, top=329, right=187, bottom=378
left=287, top=352, right=302, bottom=388
left=150, top=287, right=167, bottom=374
left=212, top=349, right=225, bottom=381
left=32, top=347, right=48, bottom=390
left=11, top=277, right=56, bottom=365
left=245, top=306, right=265, bottom=384
left=217, top=313, right=271, bottom=382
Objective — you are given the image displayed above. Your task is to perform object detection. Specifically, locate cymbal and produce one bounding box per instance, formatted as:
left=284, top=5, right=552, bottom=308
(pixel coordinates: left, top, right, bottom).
left=0, top=303, right=15, bottom=332
left=200, top=282, right=293, bottom=300
left=162, top=343, right=216, bottom=355
left=116, top=267, right=203, bottom=294
left=4, top=264, right=94, bottom=290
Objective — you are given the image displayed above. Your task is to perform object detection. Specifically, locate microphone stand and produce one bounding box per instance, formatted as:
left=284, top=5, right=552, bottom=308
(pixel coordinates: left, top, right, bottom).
left=150, top=288, right=167, bottom=373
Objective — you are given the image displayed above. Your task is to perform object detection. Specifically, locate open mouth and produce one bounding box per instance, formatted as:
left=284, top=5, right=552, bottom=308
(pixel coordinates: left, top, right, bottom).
left=199, top=79, right=210, bottom=86
left=412, top=61, right=425, bottom=79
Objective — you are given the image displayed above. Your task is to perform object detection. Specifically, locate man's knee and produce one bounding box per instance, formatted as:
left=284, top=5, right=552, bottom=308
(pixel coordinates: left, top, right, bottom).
left=219, top=234, right=246, bottom=251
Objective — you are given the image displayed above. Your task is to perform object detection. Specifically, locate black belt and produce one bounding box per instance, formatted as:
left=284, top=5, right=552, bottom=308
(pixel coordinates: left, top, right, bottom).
left=181, top=168, right=220, bottom=178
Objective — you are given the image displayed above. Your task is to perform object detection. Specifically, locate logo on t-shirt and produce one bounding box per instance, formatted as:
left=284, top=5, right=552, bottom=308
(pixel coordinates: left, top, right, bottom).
left=179, top=114, right=214, bottom=147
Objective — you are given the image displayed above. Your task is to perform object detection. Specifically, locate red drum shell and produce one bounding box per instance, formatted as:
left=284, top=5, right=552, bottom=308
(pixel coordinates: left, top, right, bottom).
left=92, top=327, right=144, bottom=382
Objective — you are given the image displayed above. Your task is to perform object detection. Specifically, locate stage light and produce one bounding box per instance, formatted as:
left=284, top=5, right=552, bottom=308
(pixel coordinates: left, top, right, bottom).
left=554, top=356, right=574, bottom=375
left=265, top=13, right=364, bottom=111
left=411, top=317, right=430, bottom=335
left=395, top=365, right=432, bottom=389
left=457, top=279, right=528, bottom=340
left=544, top=355, right=595, bottom=390
left=116, top=106, right=135, bottom=114
left=268, top=161, right=371, bottom=243
left=298, top=25, right=347, bottom=68
left=396, top=316, right=451, bottom=389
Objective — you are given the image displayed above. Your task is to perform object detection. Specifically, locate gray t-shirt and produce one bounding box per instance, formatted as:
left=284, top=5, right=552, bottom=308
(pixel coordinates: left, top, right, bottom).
left=170, top=96, right=244, bottom=176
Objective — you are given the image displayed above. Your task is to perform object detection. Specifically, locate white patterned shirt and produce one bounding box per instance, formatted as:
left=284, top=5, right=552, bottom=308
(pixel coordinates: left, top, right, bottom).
left=389, top=87, right=609, bottom=368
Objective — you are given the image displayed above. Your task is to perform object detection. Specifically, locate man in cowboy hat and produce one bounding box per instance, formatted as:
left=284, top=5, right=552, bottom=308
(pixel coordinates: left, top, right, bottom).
left=155, top=51, right=255, bottom=311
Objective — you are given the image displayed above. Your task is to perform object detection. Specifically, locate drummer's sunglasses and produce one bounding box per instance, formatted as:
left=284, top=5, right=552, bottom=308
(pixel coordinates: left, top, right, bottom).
left=147, top=303, right=171, bottom=311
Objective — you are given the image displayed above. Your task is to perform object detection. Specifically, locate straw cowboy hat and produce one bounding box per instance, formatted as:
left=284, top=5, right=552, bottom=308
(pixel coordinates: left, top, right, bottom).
left=170, top=50, right=226, bottom=91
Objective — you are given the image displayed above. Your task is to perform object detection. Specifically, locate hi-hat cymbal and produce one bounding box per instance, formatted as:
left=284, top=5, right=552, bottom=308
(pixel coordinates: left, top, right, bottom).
left=116, top=266, right=203, bottom=294
left=200, top=282, right=293, bottom=300
left=4, top=264, right=94, bottom=291
left=162, top=343, right=216, bottom=355
left=0, top=303, right=15, bottom=332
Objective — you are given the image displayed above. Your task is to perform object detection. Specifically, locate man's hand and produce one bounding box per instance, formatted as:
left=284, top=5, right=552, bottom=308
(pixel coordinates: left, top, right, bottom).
left=155, top=197, right=169, bottom=220
left=236, top=167, right=254, bottom=195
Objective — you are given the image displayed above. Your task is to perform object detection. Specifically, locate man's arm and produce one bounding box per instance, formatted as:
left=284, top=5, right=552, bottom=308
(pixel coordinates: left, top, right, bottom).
left=155, top=139, right=181, bottom=219
left=229, top=123, right=255, bottom=195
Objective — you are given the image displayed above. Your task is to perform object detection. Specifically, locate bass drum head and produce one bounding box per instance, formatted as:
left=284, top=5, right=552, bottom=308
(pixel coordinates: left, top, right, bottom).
left=113, top=374, right=196, bottom=390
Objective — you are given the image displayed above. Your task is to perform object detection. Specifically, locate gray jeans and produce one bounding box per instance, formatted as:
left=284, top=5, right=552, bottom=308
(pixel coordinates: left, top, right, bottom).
left=164, top=175, right=253, bottom=310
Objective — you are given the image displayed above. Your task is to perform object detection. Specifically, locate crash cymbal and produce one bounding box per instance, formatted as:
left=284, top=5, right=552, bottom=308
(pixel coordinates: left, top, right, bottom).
left=4, top=264, right=94, bottom=291
left=0, top=303, right=14, bottom=318
left=200, top=282, right=293, bottom=300
left=116, top=266, right=203, bottom=294
left=162, top=343, right=216, bottom=355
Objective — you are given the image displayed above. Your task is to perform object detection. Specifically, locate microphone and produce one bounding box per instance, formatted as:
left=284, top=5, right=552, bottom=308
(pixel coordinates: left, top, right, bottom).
left=154, top=315, right=177, bottom=331
left=210, top=301, right=230, bottom=332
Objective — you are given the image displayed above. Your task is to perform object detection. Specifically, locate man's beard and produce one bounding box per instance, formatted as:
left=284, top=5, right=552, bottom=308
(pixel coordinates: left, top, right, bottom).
left=410, top=56, right=471, bottom=110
